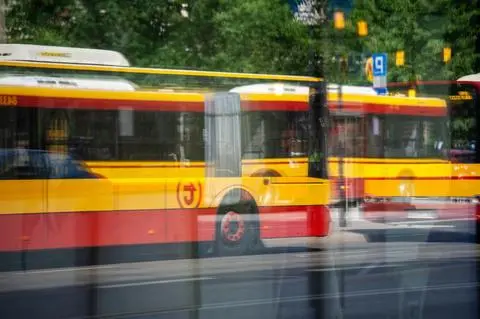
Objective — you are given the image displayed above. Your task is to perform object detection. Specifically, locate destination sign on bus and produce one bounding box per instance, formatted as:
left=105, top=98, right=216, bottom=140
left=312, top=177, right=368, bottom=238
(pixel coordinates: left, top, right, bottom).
left=39, top=51, right=72, bottom=58
left=449, top=91, right=473, bottom=101
left=0, top=95, right=17, bottom=106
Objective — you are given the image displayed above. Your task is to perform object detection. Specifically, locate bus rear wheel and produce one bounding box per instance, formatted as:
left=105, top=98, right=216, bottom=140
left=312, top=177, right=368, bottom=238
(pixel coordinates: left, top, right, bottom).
left=215, top=201, right=258, bottom=256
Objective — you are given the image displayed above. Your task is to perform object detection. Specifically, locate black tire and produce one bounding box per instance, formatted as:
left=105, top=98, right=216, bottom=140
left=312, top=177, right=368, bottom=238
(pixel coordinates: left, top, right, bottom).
left=215, top=199, right=258, bottom=256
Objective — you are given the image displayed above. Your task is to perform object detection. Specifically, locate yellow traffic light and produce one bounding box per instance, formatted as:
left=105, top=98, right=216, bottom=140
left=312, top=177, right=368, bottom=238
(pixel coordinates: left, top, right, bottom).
left=443, top=47, right=451, bottom=63
left=357, top=20, right=368, bottom=36
left=396, top=50, right=405, bottom=66
left=334, top=11, right=345, bottom=30
left=365, top=57, right=373, bottom=82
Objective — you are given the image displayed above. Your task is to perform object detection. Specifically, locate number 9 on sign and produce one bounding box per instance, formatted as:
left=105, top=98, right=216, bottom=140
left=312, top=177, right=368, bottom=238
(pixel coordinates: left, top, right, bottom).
left=372, top=53, right=387, bottom=77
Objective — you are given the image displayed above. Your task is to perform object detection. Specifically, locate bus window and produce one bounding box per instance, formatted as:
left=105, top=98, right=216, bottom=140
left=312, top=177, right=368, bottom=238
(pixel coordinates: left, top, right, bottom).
left=329, top=116, right=366, bottom=157
left=69, top=108, right=205, bottom=162
left=367, top=115, right=447, bottom=159
left=450, top=84, right=477, bottom=163
left=242, top=111, right=309, bottom=159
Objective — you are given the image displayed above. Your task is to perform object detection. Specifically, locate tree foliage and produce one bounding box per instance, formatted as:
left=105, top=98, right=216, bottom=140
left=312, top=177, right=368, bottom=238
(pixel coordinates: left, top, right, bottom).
left=5, top=0, right=480, bottom=82
left=348, top=0, right=479, bottom=83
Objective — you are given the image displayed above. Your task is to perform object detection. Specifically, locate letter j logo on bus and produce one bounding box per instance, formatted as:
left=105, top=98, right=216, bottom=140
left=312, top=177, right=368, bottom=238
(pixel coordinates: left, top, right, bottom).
left=176, top=181, right=202, bottom=208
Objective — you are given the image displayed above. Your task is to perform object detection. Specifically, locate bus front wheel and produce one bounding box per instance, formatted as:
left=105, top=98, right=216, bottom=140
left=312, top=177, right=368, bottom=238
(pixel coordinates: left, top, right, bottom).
left=215, top=199, right=258, bottom=256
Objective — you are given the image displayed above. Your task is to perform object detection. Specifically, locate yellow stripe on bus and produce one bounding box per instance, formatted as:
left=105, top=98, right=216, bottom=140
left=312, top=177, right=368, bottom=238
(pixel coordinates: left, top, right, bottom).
left=0, top=60, right=323, bottom=83
left=328, top=92, right=446, bottom=108
left=0, top=86, right=206, bottom=102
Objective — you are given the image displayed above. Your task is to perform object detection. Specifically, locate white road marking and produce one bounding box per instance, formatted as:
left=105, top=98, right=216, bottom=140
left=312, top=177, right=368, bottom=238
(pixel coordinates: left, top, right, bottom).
left=389, top=218, right=473, bottom=226
left=355, top=261, right=383, bottom=276
left=406, top=225, right=455, bottom=229
left=98, top=276, right=214, bottom=289
left=308, top=263, right=401, bottom=273
left=15, top=264, right=118, bottom=275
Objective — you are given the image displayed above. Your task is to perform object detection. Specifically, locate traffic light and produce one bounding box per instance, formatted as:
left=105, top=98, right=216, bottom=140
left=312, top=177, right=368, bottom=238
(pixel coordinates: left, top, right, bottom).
left=357, top=20, right=368, bottom=36
left=365, top=57, right=373, bottom=82
left=395, top=50, right=405, bottom=66
left=443, top=47, right=451, bottom=63
left=334, top=11, right=345, bottom=30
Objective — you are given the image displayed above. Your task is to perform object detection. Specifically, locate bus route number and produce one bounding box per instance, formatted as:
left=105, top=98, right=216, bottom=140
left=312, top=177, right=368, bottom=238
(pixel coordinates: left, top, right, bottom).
left=0, top=96, right=18, bottom=106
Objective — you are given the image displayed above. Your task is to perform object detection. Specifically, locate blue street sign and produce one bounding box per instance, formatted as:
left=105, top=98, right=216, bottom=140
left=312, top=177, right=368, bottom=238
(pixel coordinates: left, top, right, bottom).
left=372, top=53, right=387, bottom=77
left=374, top=87, right=388, bottom=95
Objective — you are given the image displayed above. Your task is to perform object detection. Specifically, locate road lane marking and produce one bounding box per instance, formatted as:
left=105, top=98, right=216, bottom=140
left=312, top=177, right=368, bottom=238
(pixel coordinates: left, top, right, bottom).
left=98, top=276, right=214, bottom=289
left=355, top=261, right=383, bottom=276
left=15, top=264, right=119, bottom=274
left=406, top=225, right=455, bottom=229
left=308, top=263, right=403, bottom=273
left=389, top=218, right=473, bottom=226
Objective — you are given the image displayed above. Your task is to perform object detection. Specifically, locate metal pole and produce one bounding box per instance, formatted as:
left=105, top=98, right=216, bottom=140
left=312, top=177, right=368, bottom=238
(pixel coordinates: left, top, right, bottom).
left=338, top=82, right=347, bottom=228
left=338, top=56, right=347, bottom=229
left=0, top=0, right=6, bottom=43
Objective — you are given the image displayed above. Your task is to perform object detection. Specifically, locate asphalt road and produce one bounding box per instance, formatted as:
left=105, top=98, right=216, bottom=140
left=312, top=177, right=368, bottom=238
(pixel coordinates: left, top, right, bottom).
left=0, top=220, right=478, bottom=319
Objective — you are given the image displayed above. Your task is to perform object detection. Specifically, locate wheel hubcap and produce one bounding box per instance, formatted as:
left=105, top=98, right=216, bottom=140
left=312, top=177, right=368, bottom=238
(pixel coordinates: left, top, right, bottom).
left=221, top=211, right=245, bottom=243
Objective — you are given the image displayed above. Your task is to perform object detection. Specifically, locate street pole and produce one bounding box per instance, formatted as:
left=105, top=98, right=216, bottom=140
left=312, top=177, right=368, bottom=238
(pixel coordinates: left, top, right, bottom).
left=334, top=11, right=347, bottom=228
left=0, top=0, right=6, bottom=43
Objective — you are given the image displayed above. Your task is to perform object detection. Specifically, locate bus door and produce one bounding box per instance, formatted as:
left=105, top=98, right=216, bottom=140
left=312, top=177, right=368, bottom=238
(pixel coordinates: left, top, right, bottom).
left=43, top=108, right=114, bottom=252
left=329, top=112, right=366, bottom=204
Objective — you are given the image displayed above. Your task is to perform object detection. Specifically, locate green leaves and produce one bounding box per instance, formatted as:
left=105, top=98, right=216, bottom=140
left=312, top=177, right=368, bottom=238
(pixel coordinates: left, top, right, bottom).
left=4, top=0, right=479, bottom=82
left=349, top=0, right=479, bottom=83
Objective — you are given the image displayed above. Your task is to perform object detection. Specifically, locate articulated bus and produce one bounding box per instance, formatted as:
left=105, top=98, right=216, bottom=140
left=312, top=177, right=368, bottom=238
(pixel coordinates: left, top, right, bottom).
left=0, top=45, right=330, bottom=269
left=231, top=83, right=451, bottom=222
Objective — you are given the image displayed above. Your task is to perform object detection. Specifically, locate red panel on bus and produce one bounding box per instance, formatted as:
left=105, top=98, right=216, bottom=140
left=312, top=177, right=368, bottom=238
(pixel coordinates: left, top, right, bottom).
left=329, top=101, right=446, bottom=116
left=0, top=205, right=328, bottom=252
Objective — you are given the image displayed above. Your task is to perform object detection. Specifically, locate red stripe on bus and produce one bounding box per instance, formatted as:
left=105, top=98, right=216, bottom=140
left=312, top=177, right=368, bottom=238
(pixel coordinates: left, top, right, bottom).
left=15, top=96, right=310, bottom=112
left=13, top=95, right=448, bottom=116
left=87, top=160, right=309, bottom=169
left=362, top=176, right=480, bottom=180
left=88, top=164, right=207, bottom=169
left=87, top=159, right=451, bottom=169
left=328, top=160, right=448, bottom=165
left=0, top=205, right=329, bottom=252
left=243, top=160, right=308, bottom=165
left=16, top=96, right=206, bottom=112
left=241, top=100, right=308, bottom=111
left=329, top=102, right=446, bottom=116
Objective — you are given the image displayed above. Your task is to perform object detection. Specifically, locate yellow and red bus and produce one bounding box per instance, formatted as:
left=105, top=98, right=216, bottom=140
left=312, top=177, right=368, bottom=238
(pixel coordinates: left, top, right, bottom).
left=332, top=90, right=451, bottom=222
left=230, top=83, right=451, bottom=222
left=387, top=79, right=480, bottom=223
left=0, top=45, right=330, bottom=269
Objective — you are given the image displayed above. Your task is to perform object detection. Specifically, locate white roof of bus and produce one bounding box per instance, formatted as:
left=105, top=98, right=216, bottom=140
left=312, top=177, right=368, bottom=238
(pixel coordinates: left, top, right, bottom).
left=229, top=83, right=378, bottom=95
left=0, top=75, right=137, bottom=91
left=327, top=84, right=378, bottom=95
left=458, top=73, right=480, bottom=82
left=0, top=44, right=130, bottom=66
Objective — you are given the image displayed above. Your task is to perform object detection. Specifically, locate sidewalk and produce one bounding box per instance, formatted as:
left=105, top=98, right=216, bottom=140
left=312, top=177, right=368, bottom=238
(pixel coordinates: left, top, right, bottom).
left=264, top=206, right=477, bottom=250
